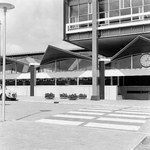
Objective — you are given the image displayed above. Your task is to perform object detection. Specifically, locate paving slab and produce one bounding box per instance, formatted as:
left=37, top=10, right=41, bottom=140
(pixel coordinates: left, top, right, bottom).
left=0, top=96, right=150, bottom=150
left=17, top=96, right=150, bottom=108
left=0, top=121, right=146, bottom=150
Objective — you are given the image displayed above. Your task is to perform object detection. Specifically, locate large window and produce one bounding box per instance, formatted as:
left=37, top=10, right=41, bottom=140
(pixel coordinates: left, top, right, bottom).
left=79, top=3, right=88, bottom=21
left=70, top=5, right=78, bottom=23
left=70, top=2, right=92, bottom=23
left=144, top=0, right=150, bottom=18
left=120, top=0, right=131, bottom=8
left=110, top=0, right=119, bottom=10
left=144, top=0, right=150, bottom=5
left=109, top=0, right=119, bottom=21
left=99, top=0, right=108, bottom=12
left=68, top=0, right=150, bottom=29
left=132, top=0, right=142, bottom=7
left=99, top=0, right=109, bottom=24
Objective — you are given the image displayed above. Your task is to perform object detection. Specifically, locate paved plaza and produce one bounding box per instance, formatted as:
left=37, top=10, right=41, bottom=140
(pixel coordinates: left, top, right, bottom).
left=0, top=96, right=150, bottom=150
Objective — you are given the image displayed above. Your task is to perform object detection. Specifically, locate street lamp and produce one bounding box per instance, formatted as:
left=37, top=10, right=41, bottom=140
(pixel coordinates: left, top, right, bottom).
left=0, top=3, right=15, bottom=121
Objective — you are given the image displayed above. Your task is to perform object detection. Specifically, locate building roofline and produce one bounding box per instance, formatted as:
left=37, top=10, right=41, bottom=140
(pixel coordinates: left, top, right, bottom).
left=6, top=48, right=86, bottom=57
left=6, top=51, right=45, bottom=57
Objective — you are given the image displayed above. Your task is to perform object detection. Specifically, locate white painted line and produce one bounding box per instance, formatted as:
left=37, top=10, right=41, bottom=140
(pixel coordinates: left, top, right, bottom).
left=97, top=117, right=146, bottom=123
left=36, top=119, right=83, bottom=126
left=123, top=109, right=150, bottom=113
left=108, top=114, right=149, bottom=119
left=85, top=122, right=140, bottom=131
left=116, top=111, right=150, bottom=115
left=87, top=107, right=118, bottom=110
left=68, top=111, right=105, bottom=116
left=79, top=109, right=112, bottom=112
left=54, top=114, right=94, bottom=119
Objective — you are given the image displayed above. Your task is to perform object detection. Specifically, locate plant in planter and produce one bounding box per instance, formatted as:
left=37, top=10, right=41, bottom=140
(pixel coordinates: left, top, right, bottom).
left=68, top=94, right=78, bottom=100
left=78, top=94, right=87, bottom=99
left=45, top=92, right=55, bottom=99
left=60, top=93, right=68, bottom=99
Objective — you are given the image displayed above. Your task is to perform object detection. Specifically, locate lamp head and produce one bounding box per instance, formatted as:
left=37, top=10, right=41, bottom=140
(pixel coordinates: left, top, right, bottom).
left=0, top=3, right=15, bottom=11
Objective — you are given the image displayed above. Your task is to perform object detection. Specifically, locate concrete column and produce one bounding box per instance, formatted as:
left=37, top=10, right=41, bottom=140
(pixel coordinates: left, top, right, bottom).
left=54, top=78, right=57, bottom=86
left=30, top=65, right=36, bottom=96
left=131, top=55, right=133, bottom=69
left=15, top=78, right=17, bottom=86
left=110, top=76, right=113, bottom=85
left=77, top=77, right=79, bottom=85
left=117, top=77, right=119, bottom=86
left=55, top=60, right=57, bottom=72
left=77, top=59, right=79, bottom=71
left=91, top=0, right=99, bottom=100
left=99, top=61, right=105, bottom=99
left=15, top=63, right=17, bottom=86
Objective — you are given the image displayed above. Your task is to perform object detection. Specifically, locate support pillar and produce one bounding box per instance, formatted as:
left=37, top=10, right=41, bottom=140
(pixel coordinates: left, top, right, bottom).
left=91, top=0, right=99, bottom=100
left=55, top=60, right=57, bottom=72
left=15, top=63, right=17, bottom=86
left=131, top=55, right=133, bottom=69
left=30, top=65, right=36, bottom=96
left=77, top=59, right=79, bottom=71
left=54, top=78, right=57, bottom=86
left=99, top=61, right=105, bottom=99
left=77, top=77, right=79, bottom=85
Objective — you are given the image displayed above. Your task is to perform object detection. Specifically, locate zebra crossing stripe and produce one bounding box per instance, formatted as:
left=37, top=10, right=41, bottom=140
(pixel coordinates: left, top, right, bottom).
left=97, top=117, right=146, bottom=123
left=116, top=111, right=150, bottom=115
left=68, top=111, right=105, bottom=116
left=108, top=114, right=149, bottom=119
left=54, top=114, right=95, bottom=119
left=36, top=119, right=83, bottom=126
left=79, top=109, right=112, bottom=112
left=85, top=122, right=140, bottom=131
left=123, top=108, right=150, bottom=113
left=85, top=107, right=118, bottom=110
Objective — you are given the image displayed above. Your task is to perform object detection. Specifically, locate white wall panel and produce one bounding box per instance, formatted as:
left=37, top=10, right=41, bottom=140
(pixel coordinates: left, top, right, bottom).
left=7, top=85, right=117, bottom=100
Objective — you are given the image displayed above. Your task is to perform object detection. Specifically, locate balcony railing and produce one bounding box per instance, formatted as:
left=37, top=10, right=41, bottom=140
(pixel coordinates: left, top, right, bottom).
left=66, top=11, right=150, bottom=34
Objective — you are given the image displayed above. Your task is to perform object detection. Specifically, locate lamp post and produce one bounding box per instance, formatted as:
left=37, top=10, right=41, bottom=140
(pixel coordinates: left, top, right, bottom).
left=0, top=3, right=15, bottom=121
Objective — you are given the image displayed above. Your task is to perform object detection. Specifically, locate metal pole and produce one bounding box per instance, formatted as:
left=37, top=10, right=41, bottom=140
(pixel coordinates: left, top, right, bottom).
left=0, top=21, right=1, bottom=56
left=0, top=21, right=1, bottom=83
left=2, top=7, right=7, bottom=121
left=0, top=3, right=14, bottom=122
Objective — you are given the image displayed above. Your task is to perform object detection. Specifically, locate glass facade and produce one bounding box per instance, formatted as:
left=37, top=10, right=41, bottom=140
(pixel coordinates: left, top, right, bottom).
left=67, top=0, right=150, bottom=30
left=69, top=0, right=92, bottom=24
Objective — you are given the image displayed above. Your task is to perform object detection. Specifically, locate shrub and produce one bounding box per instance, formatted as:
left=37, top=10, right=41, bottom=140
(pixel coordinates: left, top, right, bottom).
left=45, top=92, right=55, bottom=99
left=78, top=94, right=87, bottom=99
left=60, top=93, right=68, bottom=99
left=68, top=94, right=78, bottom=100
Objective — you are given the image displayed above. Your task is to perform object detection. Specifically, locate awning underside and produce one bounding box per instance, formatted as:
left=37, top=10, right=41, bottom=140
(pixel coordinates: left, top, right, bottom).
left=4, top=68, right=150, bottom=80
left=112, top=36, right=150, bottom=61
left=40, top=45, right=92, bottom=65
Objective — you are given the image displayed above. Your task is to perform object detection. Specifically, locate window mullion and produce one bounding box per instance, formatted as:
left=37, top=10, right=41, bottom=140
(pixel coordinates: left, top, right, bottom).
left=131, top=0, right=133, bottom=21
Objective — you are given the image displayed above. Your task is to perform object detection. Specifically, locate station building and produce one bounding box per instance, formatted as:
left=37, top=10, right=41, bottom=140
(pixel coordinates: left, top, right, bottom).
left=1, top=0, right=150, bottom=100
left=62, top=0, right=150, bottom=100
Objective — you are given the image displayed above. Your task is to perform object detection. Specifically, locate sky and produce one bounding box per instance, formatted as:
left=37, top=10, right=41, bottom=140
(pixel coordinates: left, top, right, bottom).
left=0, top=0, right=79, bottom=55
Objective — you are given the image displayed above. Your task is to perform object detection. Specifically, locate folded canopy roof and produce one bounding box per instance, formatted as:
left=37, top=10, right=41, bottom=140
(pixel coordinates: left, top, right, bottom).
left=112, top=36, right=150, bottom=61
left=0, top=55, right=28, bottom=65
left=40, top=45, right=92, bottom=65
left=18, top=57, right=40, bottom=66
left=0, top=56, right=29, bottom=72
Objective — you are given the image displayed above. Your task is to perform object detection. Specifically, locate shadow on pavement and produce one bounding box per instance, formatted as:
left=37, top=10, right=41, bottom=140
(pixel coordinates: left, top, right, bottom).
left=16, top=110, right=52, bottom=120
